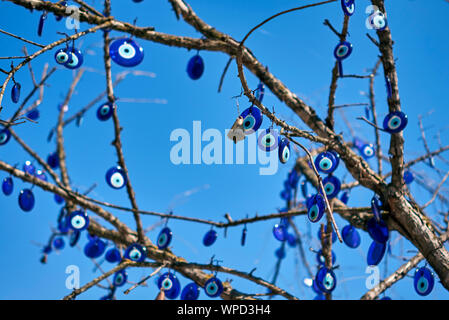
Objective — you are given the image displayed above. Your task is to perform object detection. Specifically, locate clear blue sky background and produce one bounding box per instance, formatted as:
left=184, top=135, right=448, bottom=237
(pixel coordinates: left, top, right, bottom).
left=0, top=0, right=448, bottom=300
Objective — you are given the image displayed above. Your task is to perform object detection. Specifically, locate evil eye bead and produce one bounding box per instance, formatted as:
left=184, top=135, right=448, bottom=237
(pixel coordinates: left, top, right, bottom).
left=110, top=38, right=144, bottom=67
left=0, top=128, right=11, bottom=146
left=96, top=102, right=115, bottom=121
left=27, top=109, right=39, bottom=121
left=341, top=0, right=355, bottom=16
left=404, top=170, right=414, bottom=184
left=54, top=194, right=65, bottom=204
left=105, top=248, right=121, bottom=263
left=367, top=217, right=389, bottom=244
left=323, top=175, right=341, bottom=199
left=256, top=82, right=265, bottom=103
left=157, top=227, right=173, bottom=249
left=37, top=12, right=47, bottom=36
left=241, top=227, right=247, bottom=246
left=316, top=249, right=336, bottom=266
left=315, top=267, right=337, bottom=293
left=258, top=128, right=278, bottom=151
left=113, top=270, right=128, bottom=287
left=278, top=137, right=291, bottom=164
left=187, top=54, right=205, bottom=80
left=11, top=83, right=21, bottom=103
left=35, top=170, right=47, bottom=182
left=18, top=189, right=35, bottom=212
left=65, top=47, right=84, bottom=69
left=360, top=144, right=375, bottom=159
left=272, top=223, right=288, bottom=242
left=275, top=246, right=286, bottom=259
left=367, top=240, right=387, bottom=266
left=124, top=243, right=147, bottom=262
left=68, top=210, right=89, bottom=231
left=340, top=191, right=349, bottom=205
left=84, top=238, right=107, bottom=258
left=204, top=277, right=223, bottom=298
left=342, top=224, right=361, bottom=248
left=181, top=282, right=200, bottom=300
left=333, top=41, right=353, bottom=60
left=370, top=11, right=388, bottom=30
left=371, top=194, right=382, bottom=222
left=54, top=48, right=70, bottom=65
left=105, top=166, right=127, bottom=189
left=239, top=106, right=263, bottom=135
left=157, top=272, right=181, bottom=299
left=414, top=267, right=434, bottom=296
left=307, top=194, right=326, bottom=223
left=23, top=161, right=36, bottom=175
left=202, top=229, right=218, bottom=247
left=47, top=152, right=59, bottom=169
left=315, top=151, right=338, bottom=174
left=2, top=177, right=13, bottom=196
left=69, top=230, right=80, bottom=247
left=52, top=237, right=65, bottom=250
left=383, top=111, right=408, bottom=133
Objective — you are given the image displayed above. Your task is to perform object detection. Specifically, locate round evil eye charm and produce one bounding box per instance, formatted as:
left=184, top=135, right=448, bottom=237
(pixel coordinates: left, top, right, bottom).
left=110, top=38, right=144, bottom=67
left=96, top=102, right=115, bottom=121
left=315, top=151, right=338, bottom=174
left=322, top=175, right=341, bottom=199
left=187, top=54, right=205, bottom=80
left=158, top=272, right=181, bottom=299
left=157, top=227, right=173, bottom=249
left=105, top=166, right=127, bottom=189
left=333, top=41, right=353, bottom=61
left=258, top=128, right=279, bottom=151
left=278, top=137, right=291, bottom=164
left=181, top=282, right=200, bottom=300
left=239, top=106, right=263, bottom=135
left=47, top=152, right=59, bottom=169
left=315, top=267, right=337, bottom=293
left=18, top=189, right=35, bottom=212
left=11, top=83, right=21, bottom=104
left=0, top=128, right=11, bottom=146
left=2, top=177, right=13, bottom=196
left=68, top=210, right=90, bottom=231
left=367, top=217, right=389, bottom=244
left=55, top=48, right=70, bottom=65
left=383, top=111, right=408, bottom=133
left=360, top=143, right=375, bottom=159
left=113, top=270, right=128, bottom=287
left=84, top=238, right=107, bottom=258
left=203, top=229, right=218, bottom=247
left=52, top=237, right=65, bottom=250
left=342, top=224, right=361, bottom=248
left=341, top=0, right=355, bottom=16
left=414, top=267, right=434, bottom=296
left=65, top=47, right=84, bottom=69
left=403, top=170, right=414, bottom=184
left=124, top=243, right=147, bottom=262
left=204, top=277, right=223, bottom=298
left=307, top=193, right=326, bottom=223
left=272, top=223, right=288, bottom=242
left=369, top=11, right=388, bottom=30
left=105, top=248, right=121, bottom=263
left=367, top=240, right=387, bottom=266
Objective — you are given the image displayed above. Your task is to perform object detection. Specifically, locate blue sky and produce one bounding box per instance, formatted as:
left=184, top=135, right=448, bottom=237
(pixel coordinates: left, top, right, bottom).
left=0, top=0, right=448, bottom=300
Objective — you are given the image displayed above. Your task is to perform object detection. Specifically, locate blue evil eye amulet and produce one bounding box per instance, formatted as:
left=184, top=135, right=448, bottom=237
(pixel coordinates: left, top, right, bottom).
left=414, top=267, right=434, bottom=296
left=124, top=243, right=147, bottom=262
left=383, top=111, right=408, bottom=133
left=239, top=106, right=263, bottom=135
left=105, top=166, right=127, bottom=189
left=204, top=276, right=223, bottom=298
left=341, top=0, right=355, bottom=16
left=307, top=193, right=326, bottom=223
left=187, top=54, right=205, bottom=80
left=157, top=227, right=173, bottom=249
left=54, top=47, right=84, bottom=69
left=157, top=272, right=181, bottom=299
left=109, top=38, right=144, bottom=67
